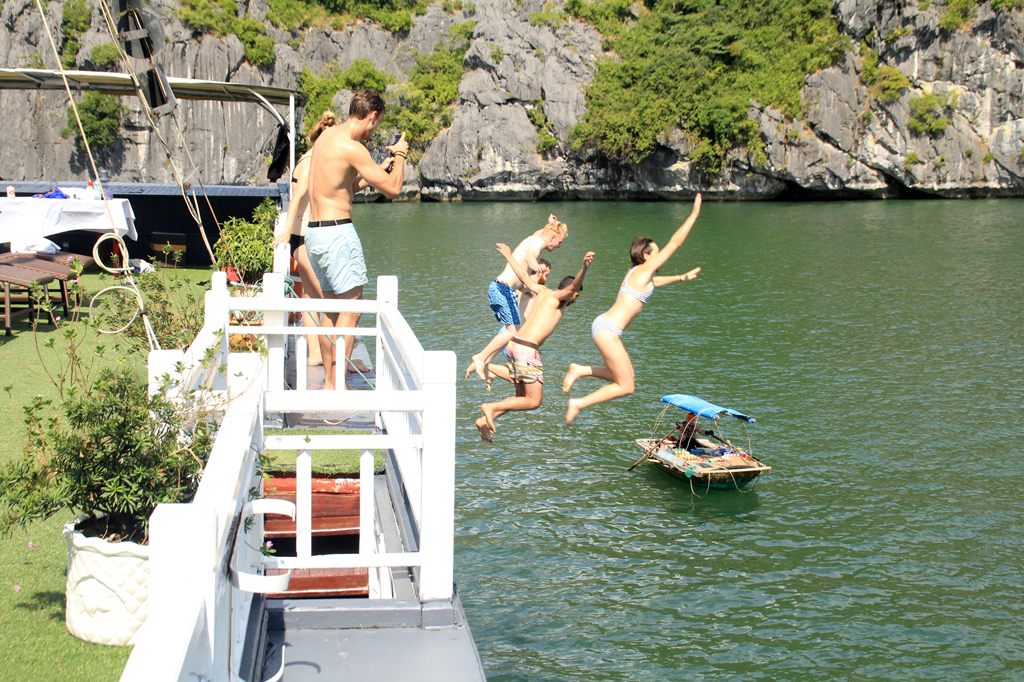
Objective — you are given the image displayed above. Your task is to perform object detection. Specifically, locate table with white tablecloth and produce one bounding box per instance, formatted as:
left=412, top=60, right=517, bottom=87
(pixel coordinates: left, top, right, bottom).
left=0, top=198, right=137, bottom=251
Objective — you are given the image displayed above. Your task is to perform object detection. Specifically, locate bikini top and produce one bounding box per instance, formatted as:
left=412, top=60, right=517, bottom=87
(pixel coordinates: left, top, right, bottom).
left=619, top=267, right=654, bottom=304
left=291, top=152, right=312, bottom=183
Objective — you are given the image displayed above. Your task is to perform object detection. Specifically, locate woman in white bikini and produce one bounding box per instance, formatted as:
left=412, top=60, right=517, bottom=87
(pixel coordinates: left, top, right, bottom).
left=272, top=110, right=338, bottom=366
left=563, top=193, right=703, bottom=424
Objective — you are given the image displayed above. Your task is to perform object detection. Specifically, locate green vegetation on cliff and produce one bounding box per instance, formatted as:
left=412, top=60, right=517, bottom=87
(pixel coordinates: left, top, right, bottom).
left=176, top=0, right=277, bottom=66
left=297, top=59, right=395, bottom=136
left=567, top=0, right=848, bottom=171
left=382, top=22, right=474, bottom=152
left=60, top=0, right=92, bottom=68
left=61, top=92, right=126, bottom=151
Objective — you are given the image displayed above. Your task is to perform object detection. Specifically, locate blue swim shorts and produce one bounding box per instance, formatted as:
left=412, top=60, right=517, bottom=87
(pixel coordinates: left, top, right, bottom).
left=488, top=280, right=521, bottom=326
left=304, top=223, right=368, bottom=294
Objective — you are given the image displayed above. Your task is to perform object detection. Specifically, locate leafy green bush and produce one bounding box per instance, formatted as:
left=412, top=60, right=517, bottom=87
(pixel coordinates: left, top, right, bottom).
left=566, top=0, right=848, bottom=172
left=940, top=0, right=977, bottom=31
left=316, top=0, right=428, bottom=32
left=904, top=151, right=921, bottom=168
left=177, top=0, right=275, bottom=67
left=297, top=60, right=396, bottom=136
left=96, top=270, right=209, bottom=356
left=529, top=7, right=567, bottom=28
left=491, top=45, right=504, bottom=63
left=0, top=367, right=212, bottom=542
left=60, top=0, right=92, bottom=68
left=213, top=197, right=277, bottom=285
left=983, top=151, right=994, bottom=163
left=235, top=16, right=277, bottom=66
left=527, top=101, right=559, bottom=153
left=61, top=92, right=126, bottom=150
left=861, top=45, right=911, bottom=103
left=382, top=31, right=472, bottom=150
left=442, top=0, right=463, bottom=13
left=267, top=0, right=333, bottom=30
left=89, top=43, right=121, bottom=66
left=907, top=91, right=956, bottom=135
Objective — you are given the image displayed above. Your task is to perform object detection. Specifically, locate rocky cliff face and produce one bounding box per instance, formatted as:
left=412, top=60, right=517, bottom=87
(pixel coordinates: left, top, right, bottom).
left=2, top=0, right=1022, bottom=199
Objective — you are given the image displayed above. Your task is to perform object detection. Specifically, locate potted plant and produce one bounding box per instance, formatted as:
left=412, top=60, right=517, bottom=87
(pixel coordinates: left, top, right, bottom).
left=213, top=197, right=277, bottom=286
left=0, top=268, right=213, bottom=646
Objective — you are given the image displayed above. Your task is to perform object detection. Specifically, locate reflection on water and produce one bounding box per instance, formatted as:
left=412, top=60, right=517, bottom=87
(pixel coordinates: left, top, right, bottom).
left=355, top=199, right=1024, bottom=681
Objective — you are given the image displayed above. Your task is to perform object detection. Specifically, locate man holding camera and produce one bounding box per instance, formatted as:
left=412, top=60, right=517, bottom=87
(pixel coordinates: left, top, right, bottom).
left=305, top=89, right=408, bottom=390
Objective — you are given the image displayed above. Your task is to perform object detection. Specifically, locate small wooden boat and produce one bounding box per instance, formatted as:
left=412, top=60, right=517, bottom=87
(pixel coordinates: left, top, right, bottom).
left=632, top=394, right=771, bottom=492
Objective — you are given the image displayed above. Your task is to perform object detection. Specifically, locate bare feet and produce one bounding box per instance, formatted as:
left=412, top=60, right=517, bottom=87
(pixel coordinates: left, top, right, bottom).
left=471, top=354, right=488, bottom=382
left=481, top=404, right=497, bottom=433
left=566, top=398, right=583, bottom=425
left=308, top=359, right=323, bottom=367
left=475, top=416, right=495, bottom=443
left=563, top=363, right=583, bottom=393
left=464, top=362, right=474, bottom=380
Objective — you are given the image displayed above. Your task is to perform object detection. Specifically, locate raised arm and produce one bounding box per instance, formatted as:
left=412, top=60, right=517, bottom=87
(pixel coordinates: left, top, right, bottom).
left=272, top=156, right=310, bottom=246
left=640, top=193, right=702, bottom=276
left=653, top=267, right=701, bottom=287
left=497, top=243, right=547, bottom=295
left=348, top=133, right=409, bottom=199
left=555, top=252, right=595, bottom=301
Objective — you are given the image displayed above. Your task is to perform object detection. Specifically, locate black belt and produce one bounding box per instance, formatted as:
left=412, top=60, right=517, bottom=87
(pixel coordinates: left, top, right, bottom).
left=307, top=219, right=353, bottom=228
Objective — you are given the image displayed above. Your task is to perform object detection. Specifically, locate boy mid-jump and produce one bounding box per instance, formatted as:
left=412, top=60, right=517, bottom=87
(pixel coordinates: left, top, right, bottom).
left=475, top=243, right=595, bottom=443
left=467, top=216, right=567, bottom=384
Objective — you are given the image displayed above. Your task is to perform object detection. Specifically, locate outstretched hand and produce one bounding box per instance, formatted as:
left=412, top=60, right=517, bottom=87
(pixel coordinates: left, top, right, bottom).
left=496, top=242, right=512, bottom=258
left=682, top=266, right=700, bottom=281
left=583, top=251, right=595, bottom=267
left=548, top=213, right=558, bottom=225
left=691, top=192, right=702, bottom=215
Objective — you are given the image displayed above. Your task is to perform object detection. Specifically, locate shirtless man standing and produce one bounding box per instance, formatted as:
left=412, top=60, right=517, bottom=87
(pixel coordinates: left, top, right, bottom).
left=306, top=89, right=408, bottom=390
left=475, top=243, right=595, bottom=442
left=466, top=216, right=567, bottom=385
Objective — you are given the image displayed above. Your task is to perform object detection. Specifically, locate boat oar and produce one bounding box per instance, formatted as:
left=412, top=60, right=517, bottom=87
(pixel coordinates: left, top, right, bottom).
left=627, top=444, right=659, bottom=472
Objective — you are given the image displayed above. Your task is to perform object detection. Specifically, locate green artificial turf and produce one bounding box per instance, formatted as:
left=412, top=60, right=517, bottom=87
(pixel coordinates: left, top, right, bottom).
left=263, top=428, right=383, bottom=474
left=0, top=265, right=215, bottom=682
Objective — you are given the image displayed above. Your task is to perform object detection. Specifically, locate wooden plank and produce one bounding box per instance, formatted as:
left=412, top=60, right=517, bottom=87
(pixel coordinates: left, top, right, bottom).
left=264, top=492, right=359, bottom=518
left=265, top=568, right=368, bottom=599
left=264, top=516, right=360, bottom=538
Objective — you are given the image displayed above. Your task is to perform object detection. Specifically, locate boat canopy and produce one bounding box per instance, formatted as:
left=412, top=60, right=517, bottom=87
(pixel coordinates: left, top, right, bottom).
left=660, top=394, right=755, bottom=422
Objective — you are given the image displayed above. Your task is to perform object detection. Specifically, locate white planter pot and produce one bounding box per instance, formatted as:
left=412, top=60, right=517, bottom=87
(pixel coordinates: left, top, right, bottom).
left=62, top=516, right=151, bottom=646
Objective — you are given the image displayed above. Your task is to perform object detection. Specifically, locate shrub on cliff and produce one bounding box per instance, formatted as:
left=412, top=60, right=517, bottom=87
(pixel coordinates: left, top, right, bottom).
left=567, top=0, right=848, bottom=173
left=297, top=59, right=396, bottom=138
left=382, top=24, right=473, bottom=152
left=860, top=44, right=911, bottom=103
left=908, top=91, right=958, bottom=135
left=177, top=0, right=276, bottom=67
left=61, top=92, right=126, bottom=151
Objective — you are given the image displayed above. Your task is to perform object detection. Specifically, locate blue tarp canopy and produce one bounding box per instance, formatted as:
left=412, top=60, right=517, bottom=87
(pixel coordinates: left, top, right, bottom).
left=661, top=394, right=756, bottom=422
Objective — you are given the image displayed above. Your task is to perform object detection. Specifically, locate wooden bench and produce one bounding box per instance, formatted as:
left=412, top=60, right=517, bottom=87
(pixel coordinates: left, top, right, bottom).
left=0, top=254, right=74, bottom=318
left=0, top=264, right=55, bottom=335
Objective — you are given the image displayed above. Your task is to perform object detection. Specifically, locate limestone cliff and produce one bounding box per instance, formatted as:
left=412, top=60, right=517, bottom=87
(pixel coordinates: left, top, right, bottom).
left=2, top=0, right=1022, bottom=199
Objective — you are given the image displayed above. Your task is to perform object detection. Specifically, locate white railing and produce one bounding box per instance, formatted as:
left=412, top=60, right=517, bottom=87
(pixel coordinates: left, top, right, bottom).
left=123, top=268, right=456, bottom=682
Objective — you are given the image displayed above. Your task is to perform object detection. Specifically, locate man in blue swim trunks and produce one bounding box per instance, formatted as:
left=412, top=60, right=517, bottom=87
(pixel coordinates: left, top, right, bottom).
left=306, top=89, right=408, bottom=390
left=466, top=215, right=567, bottom=384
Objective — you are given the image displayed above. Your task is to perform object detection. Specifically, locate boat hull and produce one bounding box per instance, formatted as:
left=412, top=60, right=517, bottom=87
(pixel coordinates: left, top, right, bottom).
left=634, top=439, right=770, bottom=490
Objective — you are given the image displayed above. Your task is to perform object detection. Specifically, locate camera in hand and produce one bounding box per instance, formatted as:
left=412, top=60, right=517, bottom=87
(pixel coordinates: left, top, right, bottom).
left=385, top=134, right=401, bottom=173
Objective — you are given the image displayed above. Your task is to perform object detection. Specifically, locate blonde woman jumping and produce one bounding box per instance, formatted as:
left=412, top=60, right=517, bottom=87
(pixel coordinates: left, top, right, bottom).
left=563, top=193, right=704, bottom=424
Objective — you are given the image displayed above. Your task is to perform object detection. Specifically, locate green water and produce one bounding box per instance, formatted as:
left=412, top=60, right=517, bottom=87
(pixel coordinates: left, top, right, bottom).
left=352, top=199, right=1024, bottom=681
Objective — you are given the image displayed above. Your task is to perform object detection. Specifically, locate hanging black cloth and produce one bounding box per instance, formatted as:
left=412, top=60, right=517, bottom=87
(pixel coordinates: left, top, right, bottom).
left=266, top=124, right=291, bottom=182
